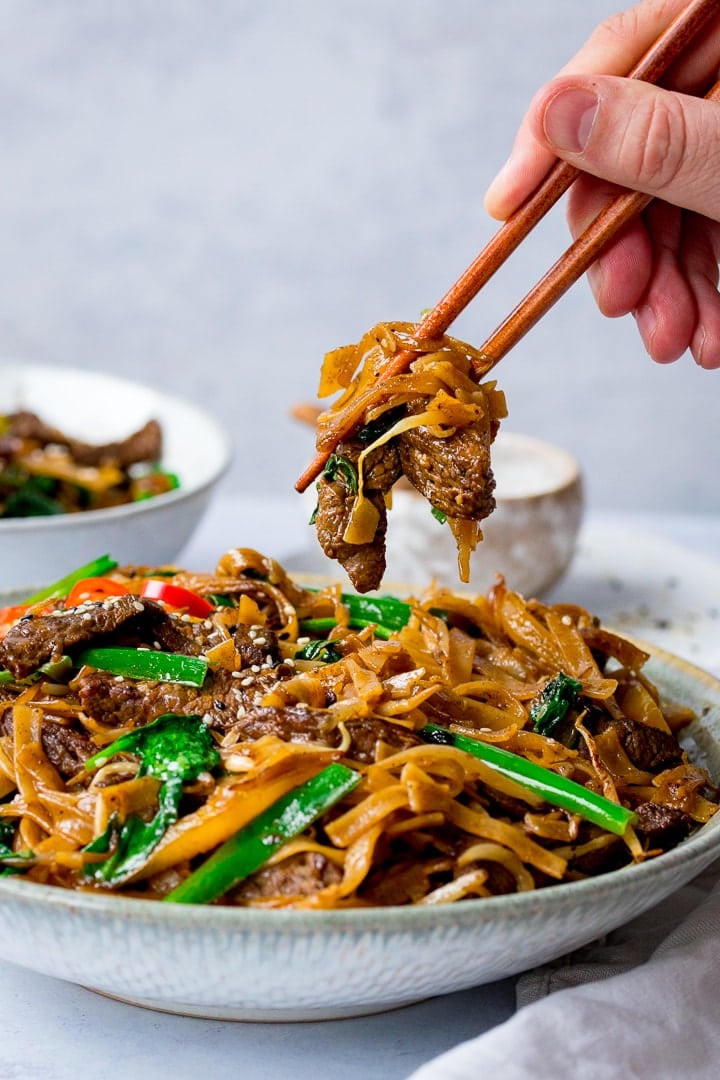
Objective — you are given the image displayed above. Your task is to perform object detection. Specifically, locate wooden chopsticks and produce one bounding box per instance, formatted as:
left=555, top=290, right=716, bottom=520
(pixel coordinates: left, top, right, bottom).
left=295, top=0, right=719, bottom=493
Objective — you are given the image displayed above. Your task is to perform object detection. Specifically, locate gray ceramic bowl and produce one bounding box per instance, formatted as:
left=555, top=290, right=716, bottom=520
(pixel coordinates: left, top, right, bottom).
left=0, top=643, right=716, bottom=1021
left=0, top=364, right=232, bottom=590
left=383, top=431, right=584, bottom=596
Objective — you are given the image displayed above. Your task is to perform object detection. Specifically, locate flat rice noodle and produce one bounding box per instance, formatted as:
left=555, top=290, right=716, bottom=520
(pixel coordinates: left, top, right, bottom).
left=543, top=611, right=618, bottom=698
left=652, top=764, right=719, bottom=823
left=324, top=783, right=410, bottom=847
left=457, top=840, right=536, bottom=891
left=447, top=801, right=567, bottom=879
left=522, top=810, right=581, bottom=843
left=94, top=774, right=163, bottom=835
left=592, top=727, right=655, bottom=785
left=418, top=868, right=491, bottom=904
left=615, top=678, right=672, bottom=734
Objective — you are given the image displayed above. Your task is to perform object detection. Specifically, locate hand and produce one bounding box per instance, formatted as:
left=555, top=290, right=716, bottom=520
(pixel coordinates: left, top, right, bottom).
left=484, top=0, right=720, bottom=369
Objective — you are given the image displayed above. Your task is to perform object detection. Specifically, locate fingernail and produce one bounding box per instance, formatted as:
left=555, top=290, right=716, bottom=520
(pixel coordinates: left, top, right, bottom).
left=634, top=303, right=657, bottom=351
left=543, top=87, right=599, bottom=153
left=485, top=158, right=512, bottom=205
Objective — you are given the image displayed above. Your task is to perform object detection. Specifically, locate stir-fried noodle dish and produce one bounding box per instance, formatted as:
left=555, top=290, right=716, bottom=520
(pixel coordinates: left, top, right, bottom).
left=0, top=410, right=177, bottom=517
left=0, top=547, right=716, bottom=906
left=311, top=322, right=507, bottom=592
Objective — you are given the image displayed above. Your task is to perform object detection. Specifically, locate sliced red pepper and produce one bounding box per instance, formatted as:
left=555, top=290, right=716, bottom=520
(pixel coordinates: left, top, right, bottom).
left=139, top=580, right=215, bottom=619
left=66, top=577, right=130, bottom=607
left=0, top=604, right=31, bottom=640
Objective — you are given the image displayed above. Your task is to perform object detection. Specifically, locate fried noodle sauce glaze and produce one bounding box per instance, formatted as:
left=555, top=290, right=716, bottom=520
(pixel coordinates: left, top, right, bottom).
left=0, top=546, right=716, bottom=906
left=311, top=322, right=507, bottom=592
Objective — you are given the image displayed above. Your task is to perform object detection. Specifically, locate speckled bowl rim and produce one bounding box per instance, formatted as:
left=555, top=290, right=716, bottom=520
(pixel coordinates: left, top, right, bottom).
left=0, top=640, right=717, bottom=936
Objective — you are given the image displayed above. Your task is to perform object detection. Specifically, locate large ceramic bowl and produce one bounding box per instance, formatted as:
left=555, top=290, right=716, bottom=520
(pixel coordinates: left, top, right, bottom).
left=0, top=644, right=717, bottom=1021
left=0, top=365, right=232, bottom=591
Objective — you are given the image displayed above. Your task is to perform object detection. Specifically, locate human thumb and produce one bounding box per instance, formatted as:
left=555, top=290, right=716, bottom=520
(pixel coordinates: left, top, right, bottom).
left=532, top=74, right=720, bottom=221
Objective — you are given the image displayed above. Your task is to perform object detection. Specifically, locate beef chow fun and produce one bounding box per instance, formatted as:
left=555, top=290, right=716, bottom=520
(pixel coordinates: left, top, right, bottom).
left=0, top=546, right=715, bottom=907
left=308, top=322, right=507, bottom=592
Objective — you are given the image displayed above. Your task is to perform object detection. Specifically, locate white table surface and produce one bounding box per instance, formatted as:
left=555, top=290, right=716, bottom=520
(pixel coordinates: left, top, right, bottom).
left=1, top=497, right=719, bottom=1080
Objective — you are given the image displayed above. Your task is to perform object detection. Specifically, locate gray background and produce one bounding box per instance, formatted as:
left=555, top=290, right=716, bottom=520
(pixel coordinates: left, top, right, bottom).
left=0, top=0, right=716, bottom=514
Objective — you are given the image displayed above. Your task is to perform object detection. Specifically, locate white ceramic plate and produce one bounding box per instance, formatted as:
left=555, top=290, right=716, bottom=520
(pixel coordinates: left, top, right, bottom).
left=0, top=364, right=232, bottom=591
left=0, top=644, right=716, bottom=1021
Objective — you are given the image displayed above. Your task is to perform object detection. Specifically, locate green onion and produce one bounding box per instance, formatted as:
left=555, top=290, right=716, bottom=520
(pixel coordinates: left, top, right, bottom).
left=24, top=554, right=118, bottom=604
left=76, top=647, right=207, bottom=687
left=421, top=723, right=636, bottom=837
left=164, top=762, right=360, bottom=904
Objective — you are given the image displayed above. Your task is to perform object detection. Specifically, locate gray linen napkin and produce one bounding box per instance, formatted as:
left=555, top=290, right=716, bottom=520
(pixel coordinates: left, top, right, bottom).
left=407, top=860, right=720, bottom=1080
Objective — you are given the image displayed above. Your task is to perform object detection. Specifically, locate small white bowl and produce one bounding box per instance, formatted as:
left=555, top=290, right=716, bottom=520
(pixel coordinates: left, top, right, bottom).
left=0, top=364, right=232, bottom=591
left=382, top=431, right=583, bottom=596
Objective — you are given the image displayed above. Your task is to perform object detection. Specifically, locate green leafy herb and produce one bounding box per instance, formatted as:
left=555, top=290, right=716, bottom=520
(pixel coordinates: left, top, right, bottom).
left=295, top=638, right=343, bottom=663
left=84, top=713, right=220, bottom=885
left=355, top=407, right=405, bottom=445
left=431, top=506, right=448, bottom=524
left=530, top=672, right=583, bottom=741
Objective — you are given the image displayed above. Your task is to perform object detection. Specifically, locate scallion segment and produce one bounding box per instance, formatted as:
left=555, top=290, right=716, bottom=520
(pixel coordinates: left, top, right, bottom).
left=164, top=762, right=360, bottom=904
left=421, top=723, right=636, bottom=837
left=76, top=646, right=207, bottom=687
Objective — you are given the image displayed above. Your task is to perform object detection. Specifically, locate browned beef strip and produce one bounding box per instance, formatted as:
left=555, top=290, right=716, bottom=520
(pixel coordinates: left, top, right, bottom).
left=233, top=625, right=281, bottom=669
left=397, top=403, right=496, bottom=520
left=314, top=439, right=401, bottom=594
left=0, top=595, right=150, bottom=678
left=40, top=721, right=94, bottom=777
left=228, top=851, right=343, bottom=902
left=0, top=595, right=222, bottom=680
left=8, top=412, right=162, bottom=468
left=74, top=669, right=197, bottom=727
left=0, top=713, right=93, bottom=778
left=633, top=802, right=693, bottom=849
left=231, top=707, right=420, bottom=762
left=596, top=717, right=684, bottom=772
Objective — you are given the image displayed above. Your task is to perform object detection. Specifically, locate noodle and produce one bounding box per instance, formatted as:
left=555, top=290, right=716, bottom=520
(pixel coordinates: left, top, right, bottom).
left=310, top=322, right=508, bottom=592
left=0, top=547, right=715, bottom=906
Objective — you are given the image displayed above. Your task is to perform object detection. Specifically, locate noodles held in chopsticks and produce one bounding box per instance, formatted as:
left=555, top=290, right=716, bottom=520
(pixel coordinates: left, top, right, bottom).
left=310, top=322, right=507, bottom=592
left=0, top=546, right=716, bottom=906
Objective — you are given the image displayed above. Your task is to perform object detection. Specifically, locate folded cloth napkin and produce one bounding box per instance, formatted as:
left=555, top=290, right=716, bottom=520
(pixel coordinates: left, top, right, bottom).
left=407, top=859, right=720, bottom=1080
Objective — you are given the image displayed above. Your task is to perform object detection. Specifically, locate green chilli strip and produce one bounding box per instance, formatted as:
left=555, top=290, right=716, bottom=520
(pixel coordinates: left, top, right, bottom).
left=421, top=723, right=636, bottom=837
left=24, top=554, right=118, bottom=604
left=164, top=762, right=360, bottom=904
left=76, top=647, right=207, bottom=687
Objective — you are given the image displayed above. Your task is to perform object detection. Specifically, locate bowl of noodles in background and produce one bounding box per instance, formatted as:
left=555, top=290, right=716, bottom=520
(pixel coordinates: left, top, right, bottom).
left=0, top=364, right=232, bottom=591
